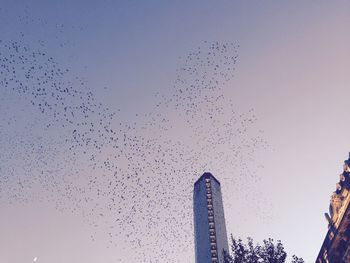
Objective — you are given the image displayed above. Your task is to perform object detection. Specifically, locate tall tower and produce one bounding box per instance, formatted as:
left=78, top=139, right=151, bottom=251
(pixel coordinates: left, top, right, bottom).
left=193, top=172, right=229, bottom=263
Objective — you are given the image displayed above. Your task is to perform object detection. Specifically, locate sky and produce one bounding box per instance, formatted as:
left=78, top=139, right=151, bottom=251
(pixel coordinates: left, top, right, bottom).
left=1, top=1, right=350, bottom=262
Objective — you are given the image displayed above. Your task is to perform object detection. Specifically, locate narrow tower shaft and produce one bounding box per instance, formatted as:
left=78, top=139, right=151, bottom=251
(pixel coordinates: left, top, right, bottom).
left=193, top=172, right=229, bottom=263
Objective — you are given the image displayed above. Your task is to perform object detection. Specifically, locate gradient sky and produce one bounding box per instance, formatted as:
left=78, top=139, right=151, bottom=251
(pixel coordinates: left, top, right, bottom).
left=1, top=1, right=350, bottom=263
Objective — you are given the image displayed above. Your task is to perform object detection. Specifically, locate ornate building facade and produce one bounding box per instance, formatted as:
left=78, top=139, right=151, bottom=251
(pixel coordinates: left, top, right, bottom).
left=316, top=154, right=350, bottom=262
left=193, top=172, right=229, bottom=263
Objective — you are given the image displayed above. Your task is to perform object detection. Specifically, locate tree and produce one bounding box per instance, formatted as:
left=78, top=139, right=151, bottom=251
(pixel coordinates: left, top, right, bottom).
left=224, top=235, right=304, bottom=263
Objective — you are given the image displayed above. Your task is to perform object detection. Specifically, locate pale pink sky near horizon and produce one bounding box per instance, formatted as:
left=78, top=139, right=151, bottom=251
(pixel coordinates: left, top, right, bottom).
left=1, top=1, right=350, bottom=262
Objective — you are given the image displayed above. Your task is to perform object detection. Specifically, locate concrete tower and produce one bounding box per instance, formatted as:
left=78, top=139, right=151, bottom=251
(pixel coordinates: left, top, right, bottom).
left=193, top=172, right=229, bottom=263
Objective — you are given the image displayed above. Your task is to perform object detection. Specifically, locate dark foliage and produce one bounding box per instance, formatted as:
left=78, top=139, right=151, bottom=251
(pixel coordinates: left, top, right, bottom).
left=224, top=235, right=304, bottom=263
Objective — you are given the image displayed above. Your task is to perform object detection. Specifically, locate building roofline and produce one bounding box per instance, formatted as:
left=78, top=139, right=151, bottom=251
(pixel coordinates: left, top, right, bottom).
left=194, top=172, right=221, bottom=186
left=315, top=191, right=350, bottom=262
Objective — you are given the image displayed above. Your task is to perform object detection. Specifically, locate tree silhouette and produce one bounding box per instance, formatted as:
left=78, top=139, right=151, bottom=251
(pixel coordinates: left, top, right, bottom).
left=224, top=235, right=304, bottom=263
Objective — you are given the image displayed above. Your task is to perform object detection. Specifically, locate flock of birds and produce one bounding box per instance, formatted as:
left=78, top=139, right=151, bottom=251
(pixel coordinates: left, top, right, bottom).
left=0, top=9, right=270, bottom=263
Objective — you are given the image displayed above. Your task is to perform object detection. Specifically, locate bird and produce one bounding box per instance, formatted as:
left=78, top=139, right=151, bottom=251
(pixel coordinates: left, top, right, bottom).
left=0, top=11, right=270, bottom=262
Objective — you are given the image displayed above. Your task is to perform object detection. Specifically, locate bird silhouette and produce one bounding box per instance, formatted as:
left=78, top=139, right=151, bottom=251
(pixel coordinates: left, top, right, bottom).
left=0, top=9, right=270, bottom=262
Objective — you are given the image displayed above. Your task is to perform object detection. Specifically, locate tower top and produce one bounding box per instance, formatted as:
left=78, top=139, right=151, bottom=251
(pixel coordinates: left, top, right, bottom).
left=194, top=172, right=221, bottom=186
left=193, top=172, right=228, bottom=263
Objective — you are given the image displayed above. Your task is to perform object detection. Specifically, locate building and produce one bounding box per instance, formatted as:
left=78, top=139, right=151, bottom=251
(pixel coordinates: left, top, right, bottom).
left=316, top=154, right=350, bottom=262
left=193, top=172, right=229, bottom=263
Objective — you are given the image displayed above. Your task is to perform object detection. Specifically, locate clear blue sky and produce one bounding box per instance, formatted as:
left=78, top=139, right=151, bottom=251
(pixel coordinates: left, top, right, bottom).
left=1, top=1, right=350, bottom=262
